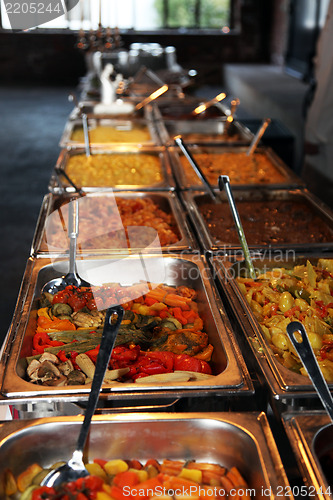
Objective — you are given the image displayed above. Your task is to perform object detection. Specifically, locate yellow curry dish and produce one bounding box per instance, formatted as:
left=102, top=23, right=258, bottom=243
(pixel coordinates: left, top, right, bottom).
left=70, top=124, right=152, bottom=144
left=236, top=259, right=333, bottom=382
left=64, top=153, right=163, bottom=187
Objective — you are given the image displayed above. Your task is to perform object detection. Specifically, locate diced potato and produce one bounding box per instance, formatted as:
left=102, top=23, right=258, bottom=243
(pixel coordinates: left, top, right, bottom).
left=3, top=469, right=17, bottom=496
left=307, top=332, right=323, bottom=351
left=271, top=333, right=289, bottom=351
left=178, top=467, right=202, bottom=483
left=294, top=298, right=309, bottom=311
left=278, top=292, right=294, bottom=312
left=129, top=468, right=148, bottom=482
left=104, top=459, right=129, bottom=475
left=86, top=462, right=108, bottom=481
left=17, top=463, right=43, bottom=492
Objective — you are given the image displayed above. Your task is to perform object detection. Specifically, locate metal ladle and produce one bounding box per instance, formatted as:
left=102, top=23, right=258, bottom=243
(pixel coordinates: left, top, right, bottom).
left=218, top=175, right=257, bottom=280
left=41, top=305, right=124, bottom=488
left=42, top=198, right=90, bottom=294
left=247, top=118, right=271, bottom=156
left=287, top=321, right=333, bottom=422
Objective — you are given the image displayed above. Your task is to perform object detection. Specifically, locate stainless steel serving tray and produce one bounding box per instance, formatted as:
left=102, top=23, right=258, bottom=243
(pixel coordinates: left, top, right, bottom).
left=0, top=412, right=291, bottom=500
left=0, top=254, right=252, bottom=406
left=152, top=100, right=226, bottom=121
left=169, top=145, right=302, bottom=191
left=59, top=115, right=161, bottom=148
left=183, top=188, right=333, bottom=253
left=31, top=191, right=197, bottom=256
left=282, top=412, right=333, bottom=500
left=211, top=253, right=333, bottom=402
left=68, top=100, right=150, bottom=121
left=49, top=147, right=176, bottom=193
left=157, top=119, right=254, bottom=147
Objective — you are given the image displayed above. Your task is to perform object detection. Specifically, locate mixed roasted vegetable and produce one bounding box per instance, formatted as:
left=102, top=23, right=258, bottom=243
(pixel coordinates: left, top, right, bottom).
left=236, top=258, right=333, bottom=382
left=3, top=457, right=249, bottom=500
left=25, top=283, right=214, bottom=386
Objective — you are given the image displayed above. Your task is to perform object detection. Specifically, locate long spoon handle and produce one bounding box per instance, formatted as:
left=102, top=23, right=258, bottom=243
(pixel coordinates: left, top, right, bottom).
left=287, top=321, right=333, bottom=422
left=82, top=113, right=91, bottom=157
left=135, top=84, right=169, bottom=111
left=247, top=118, right=271, bottom=156
left=76, top=306, right=124, bottom=453
left=174, top=135, right=217, bottom=203
left=67, top=199, right=79, bottom=277
left=219, top=175, right=257, bottom=280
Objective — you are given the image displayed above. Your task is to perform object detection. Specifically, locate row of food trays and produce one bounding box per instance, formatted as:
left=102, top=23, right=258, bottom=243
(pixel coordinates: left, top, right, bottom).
left=1, top=93, right=333, bottom=499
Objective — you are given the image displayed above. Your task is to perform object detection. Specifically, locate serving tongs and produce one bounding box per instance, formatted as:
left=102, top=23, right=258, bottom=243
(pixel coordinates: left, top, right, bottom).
left=174, top=136, right=257, bottom=279
left=68, top=93, right=91, bottom=156
left=174, top=135, right=217, bottom=202
left=287, top=321, right=333, bottom=423
left=54, top=167, right=85, bottom=197
left=42, top=198, right=90, bottom=294
left=41, top=305, right=124, bottom=487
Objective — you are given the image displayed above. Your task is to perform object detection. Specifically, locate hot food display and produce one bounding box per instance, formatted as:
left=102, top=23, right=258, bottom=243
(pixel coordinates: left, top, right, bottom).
left=25, top=281, right=213, bottom=386
left=4, top=457, right=249, bottom=499
left=3, top=67, right=333, bottom=499
left=64, top=152, right=163, bottom=188
left=41, top=195, right=180, bottom=251
left=236, top=259, right=333, bottom=382
left=184, top=189, right=333, bottom=252
left=177, top=149, right=295, bottom=188
left=71, top=123, right=151, bottom=144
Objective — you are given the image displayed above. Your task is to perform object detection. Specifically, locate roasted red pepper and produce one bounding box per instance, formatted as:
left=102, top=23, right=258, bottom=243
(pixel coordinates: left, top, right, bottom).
left=32, top=331, right=65, bottom=355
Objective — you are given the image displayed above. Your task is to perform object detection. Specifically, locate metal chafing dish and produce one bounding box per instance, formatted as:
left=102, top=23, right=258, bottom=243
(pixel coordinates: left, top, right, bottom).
left=31, top=191, right=197, bottom=256
left=157, top=119, right=253, bottom=146
left=68, top=100, right=151, bottom=121
left=169, top=145, right=302, bottom=191
left=211, top=253, right=333, bottom=407
left=0, top=254, right=253, bottom=412
left=282, top=412, right=333, bottom=499
left=152, top=100, right=226, bottom=121
left=183, top=188, right=333, bottom=253
left=0, top=412, right=291, bottom=499
left=59, top=115, right=161, bottom=148
left=49, top=147, right=176, bottom=193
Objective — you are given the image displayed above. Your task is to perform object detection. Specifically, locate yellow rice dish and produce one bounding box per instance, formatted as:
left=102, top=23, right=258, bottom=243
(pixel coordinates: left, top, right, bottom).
left=65, top=153, right=163, bottom=187
left=71, top=124, right=152, bottom=143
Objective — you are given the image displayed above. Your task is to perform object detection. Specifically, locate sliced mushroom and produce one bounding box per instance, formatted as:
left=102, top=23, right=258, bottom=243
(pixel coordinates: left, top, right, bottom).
left=37, top=360, right=61, bottom=379
left=43, top=375, right=68, bottom=387
left=27, top=359, right=41, bottom=379
left=67, top=370, right=86, bottom=385
left=39, top=352, right=59, bottom=365
left=58, top=359, right=74, bottom=376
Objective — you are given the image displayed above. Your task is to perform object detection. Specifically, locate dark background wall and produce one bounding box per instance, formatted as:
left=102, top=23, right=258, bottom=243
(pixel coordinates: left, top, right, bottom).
left=0, top=1, right=274, bottom=86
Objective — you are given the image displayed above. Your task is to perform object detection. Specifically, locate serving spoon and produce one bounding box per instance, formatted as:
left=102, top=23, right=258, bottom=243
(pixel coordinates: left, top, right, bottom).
left=287, top=321, right=333, bottom=422
left=135, top=84, right=169, bottom=111
left=246, top=118, right=271, bottom=156
left=41, top=305, right=125, bottom=488
left=42, top=198, right=90, bottom=294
